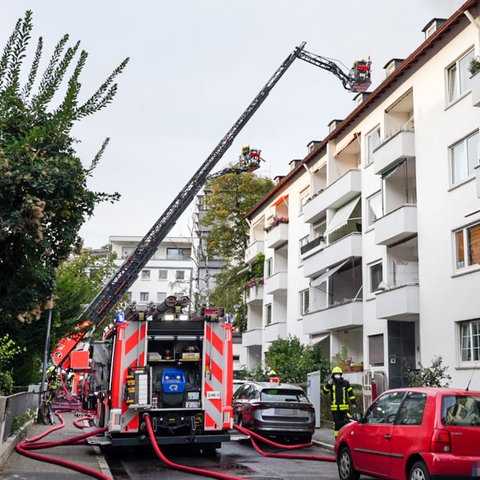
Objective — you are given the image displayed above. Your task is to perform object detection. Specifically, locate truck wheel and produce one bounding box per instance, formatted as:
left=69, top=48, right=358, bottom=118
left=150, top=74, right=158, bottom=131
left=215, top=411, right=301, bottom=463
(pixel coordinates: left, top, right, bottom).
left=337, top=446, right=359, bottom=480
left=409, top=461, right=431, bottom=480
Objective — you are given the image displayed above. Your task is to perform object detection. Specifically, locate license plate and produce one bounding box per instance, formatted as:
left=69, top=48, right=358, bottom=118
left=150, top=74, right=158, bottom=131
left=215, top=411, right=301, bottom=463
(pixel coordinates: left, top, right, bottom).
left=472, top=460, right=480, bottom=476
left=273, top=408, right=300, bottom=416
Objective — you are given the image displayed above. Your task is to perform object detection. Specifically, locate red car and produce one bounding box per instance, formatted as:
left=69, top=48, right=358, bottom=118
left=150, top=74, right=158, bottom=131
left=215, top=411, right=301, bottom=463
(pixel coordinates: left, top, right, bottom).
left=335, top=387, right=480, bottom=480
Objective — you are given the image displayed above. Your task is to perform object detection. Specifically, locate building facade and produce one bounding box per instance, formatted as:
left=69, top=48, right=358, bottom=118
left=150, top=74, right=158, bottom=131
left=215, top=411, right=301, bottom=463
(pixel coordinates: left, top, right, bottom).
left=244, top=0, right=480, bottom=389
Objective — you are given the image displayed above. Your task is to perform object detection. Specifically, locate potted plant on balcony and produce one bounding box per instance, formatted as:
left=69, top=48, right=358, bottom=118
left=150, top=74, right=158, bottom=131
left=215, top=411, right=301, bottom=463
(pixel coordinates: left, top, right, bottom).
left=265, top=216, right=289, bottom=232
left=332, top=346, right=353, bottom=371
left=470, top=54, right=480, bottom=107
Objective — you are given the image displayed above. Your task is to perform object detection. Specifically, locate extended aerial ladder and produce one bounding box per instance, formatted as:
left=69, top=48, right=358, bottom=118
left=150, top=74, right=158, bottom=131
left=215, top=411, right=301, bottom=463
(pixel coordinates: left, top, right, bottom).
left=52, top=42, right=371, bottom=366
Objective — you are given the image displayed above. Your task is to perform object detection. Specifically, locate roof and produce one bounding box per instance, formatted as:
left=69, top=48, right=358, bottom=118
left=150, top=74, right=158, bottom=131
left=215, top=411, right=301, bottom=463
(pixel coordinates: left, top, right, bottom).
left=246, top=0, right=477, bottom=220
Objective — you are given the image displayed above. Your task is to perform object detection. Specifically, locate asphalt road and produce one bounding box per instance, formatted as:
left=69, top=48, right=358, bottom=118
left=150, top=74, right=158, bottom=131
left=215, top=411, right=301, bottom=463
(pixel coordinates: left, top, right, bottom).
left=106, top=439, right=340, bottom=479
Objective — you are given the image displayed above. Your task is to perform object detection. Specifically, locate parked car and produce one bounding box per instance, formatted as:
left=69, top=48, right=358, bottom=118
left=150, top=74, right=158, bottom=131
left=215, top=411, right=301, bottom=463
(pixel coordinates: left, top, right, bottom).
left=232, top=381, right=315, bottom=443
left=233, top=379, right=247, bottom=394
left=335, top=387, right=480, bottom=480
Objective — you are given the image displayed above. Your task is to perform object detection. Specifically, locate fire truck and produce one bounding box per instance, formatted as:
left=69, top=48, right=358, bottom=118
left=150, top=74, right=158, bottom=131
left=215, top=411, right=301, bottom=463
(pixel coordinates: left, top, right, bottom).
left=50, top=42, right=371, bottom=450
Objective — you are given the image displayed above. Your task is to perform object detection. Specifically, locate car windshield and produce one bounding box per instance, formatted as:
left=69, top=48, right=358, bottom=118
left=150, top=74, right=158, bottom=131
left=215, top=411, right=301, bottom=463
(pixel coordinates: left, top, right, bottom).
left=442, top=394, right=480, bottom=426
left=260, top=388, right=309, bottom=403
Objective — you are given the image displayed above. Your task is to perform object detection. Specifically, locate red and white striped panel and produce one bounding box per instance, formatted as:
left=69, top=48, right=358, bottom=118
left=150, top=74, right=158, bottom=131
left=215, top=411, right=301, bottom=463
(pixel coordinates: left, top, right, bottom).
left=203, top=322, right=233, bottom=431
left=109, top=321, right=147, bottom=434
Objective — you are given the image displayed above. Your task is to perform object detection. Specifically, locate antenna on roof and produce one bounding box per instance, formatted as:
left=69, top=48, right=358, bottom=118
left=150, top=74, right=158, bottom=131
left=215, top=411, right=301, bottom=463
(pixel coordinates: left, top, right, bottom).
left=465, top=362, right=478, bottom=391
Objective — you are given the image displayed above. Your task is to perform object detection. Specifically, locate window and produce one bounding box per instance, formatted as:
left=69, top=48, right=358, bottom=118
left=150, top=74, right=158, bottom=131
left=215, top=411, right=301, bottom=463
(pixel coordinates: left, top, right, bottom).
left=459, top=319, right=480, bottom=363
left=366, top=126, right=381, bottom=165
left=450, top=131, right=479, bottom=185
left=175, top=270, right=186, bottom=280
left=265, top=304, right=272, bottom=325
left=369, top=262, right=383, bottom=293
left=369, top=334, right=384, bottom=366
left=158, top=269, right=168, bottom=280
left=157, top=292, right=166, bottom=302
left=299, top=190, right=310, bottom=214
left=447, top=49, right=475, bottom=103
left=442, top=394, right=480, bottom=426
left=396, top=392, right=427, bottom=426
left=141, top=270, right=151, bottom=281
left=455, top=222, right=480, bottom=269
left=364, top=391, right=405, bottom=424
left=140, top=292, right=149, bottom=303
left=167, top=247, right=190, bottom=260
left=265, top=258, right=272, bottom=277
left=367, top=192, right=382, bottom=226
left=300, top=289, right=310, bottom=315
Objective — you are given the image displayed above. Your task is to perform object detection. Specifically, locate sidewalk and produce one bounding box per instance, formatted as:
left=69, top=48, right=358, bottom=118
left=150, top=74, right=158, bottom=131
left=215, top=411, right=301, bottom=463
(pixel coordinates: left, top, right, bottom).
left=312, top=425, right=336, bottom=451
left=0, top=411, right=112, bottom=479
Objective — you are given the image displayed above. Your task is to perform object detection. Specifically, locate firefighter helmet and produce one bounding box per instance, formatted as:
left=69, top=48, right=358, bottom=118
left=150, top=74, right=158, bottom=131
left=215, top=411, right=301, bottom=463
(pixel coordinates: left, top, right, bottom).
left=332, top=366, right=343, bottom=375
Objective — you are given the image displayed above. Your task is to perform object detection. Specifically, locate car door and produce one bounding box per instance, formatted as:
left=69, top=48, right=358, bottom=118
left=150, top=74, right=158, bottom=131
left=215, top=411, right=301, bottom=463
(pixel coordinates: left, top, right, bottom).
left=389, top=391, right=429, bottom=479
left=350, top=391, right=405, bottom=477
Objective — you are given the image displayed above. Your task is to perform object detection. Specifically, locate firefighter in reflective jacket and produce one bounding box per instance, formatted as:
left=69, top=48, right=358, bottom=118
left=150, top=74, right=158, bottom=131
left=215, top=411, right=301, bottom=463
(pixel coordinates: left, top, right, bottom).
left=323, top=366, right=356, bottom=439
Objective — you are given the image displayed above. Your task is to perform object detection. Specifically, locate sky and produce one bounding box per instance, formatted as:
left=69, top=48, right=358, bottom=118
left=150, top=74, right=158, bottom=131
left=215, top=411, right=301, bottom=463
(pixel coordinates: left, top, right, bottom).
left=1, top=0, right=466, bottom=248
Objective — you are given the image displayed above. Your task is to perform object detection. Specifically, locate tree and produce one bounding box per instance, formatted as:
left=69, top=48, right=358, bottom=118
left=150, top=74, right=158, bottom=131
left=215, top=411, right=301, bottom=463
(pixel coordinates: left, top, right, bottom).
left=0, top=11, right=128, bottom=323
left=0, top=334, right=25, bottom=394
left=404, top=355, right=452, bottom=387
left=201, top=172, right=274, bottom=330
left=263, top=335, right=330, bottom=384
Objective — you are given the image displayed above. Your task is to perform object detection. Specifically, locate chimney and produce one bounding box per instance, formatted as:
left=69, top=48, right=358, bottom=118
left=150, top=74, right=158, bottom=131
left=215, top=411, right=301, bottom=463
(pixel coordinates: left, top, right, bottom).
left=383, top=58, right=405, bottom=78
left=422, top=18, right=446, bottom=39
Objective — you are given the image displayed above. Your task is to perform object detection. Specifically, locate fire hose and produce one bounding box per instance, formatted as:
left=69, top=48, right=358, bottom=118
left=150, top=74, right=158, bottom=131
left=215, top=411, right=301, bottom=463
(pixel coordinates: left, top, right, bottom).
left=16, top=411, right=111, bottom=480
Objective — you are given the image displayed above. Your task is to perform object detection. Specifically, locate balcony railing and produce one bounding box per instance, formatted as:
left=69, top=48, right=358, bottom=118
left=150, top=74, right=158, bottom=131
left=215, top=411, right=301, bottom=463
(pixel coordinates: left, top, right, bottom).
left=376, top=283, right=419, bottom=320
left=303, top=300, right=363, bottom=335
left=472, top=71, right=480, bottom=108
left=264, top=271, right=288, bottom=295
left=264, top=322, right=287, bottom=343
left=303, top=169, right=361, bottom=224
left=242, top=328, right=263, bottom=347
left=373, top=129, right=415, bottom=176
left=245, top=240, right=265, bottom=264
left=374, top=205, right=417, bottom=246
left=246, top=285, right=264, bottom=305
left=266, top=222, right=289, bottom=249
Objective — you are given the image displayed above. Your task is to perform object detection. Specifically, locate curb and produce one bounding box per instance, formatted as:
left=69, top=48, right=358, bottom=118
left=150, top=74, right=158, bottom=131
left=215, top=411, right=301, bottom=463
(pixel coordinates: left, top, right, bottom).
left=0, top=419, right=33, bottom=469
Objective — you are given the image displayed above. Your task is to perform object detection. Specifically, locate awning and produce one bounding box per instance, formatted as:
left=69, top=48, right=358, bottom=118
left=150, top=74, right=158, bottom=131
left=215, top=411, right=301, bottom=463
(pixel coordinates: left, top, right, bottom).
left=311, top=333, right=329, bottom=344
left=310, top=259, right=349, bottom=287
left=271, top=194, right=289, bottom=207
left=336, top=132, right=361, bottom=156
left=325, top=196, right=361, bottom=235
left=382, top=159, right=406, bottom=179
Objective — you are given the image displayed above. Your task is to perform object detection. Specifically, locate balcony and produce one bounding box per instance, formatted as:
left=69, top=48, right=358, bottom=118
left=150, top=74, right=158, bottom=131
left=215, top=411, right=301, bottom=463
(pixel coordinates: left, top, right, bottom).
left=245, top=240, right=265, bottom=264
left=373, top=129, right=415, bottom=176
left=472, top=72, right=480, bottom=108
left=303, top=169, right=361, bottom=224
left=242, top=328, right=263, bottom=347
left=266, top=222, right=289, bottom=249
left=303, top=300, right=363, bottom=335
left=303, top=233, right=362, bottom=278
left=376, top=284, right=419, bottom=321
left=264, top=322, right=287, bottom=343
left=264, top=271, right=288, bottom=296
left=300, top=236, right=326, bottom=262
left=375, top=205, right=417, bottom=246
left=246, top=285, right=264, bottom=305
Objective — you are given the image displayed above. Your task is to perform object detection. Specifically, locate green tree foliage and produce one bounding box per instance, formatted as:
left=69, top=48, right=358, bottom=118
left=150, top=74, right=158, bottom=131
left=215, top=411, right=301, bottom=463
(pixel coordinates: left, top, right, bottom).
left=0, top=11, right=129, bottom=323
left=404, top=355, right=452, bottom=387
left=0, top=334, right=25, bottom=394
left=263, top=335, right=330, bottom=384
left=201, top=172, right=273, bottom=330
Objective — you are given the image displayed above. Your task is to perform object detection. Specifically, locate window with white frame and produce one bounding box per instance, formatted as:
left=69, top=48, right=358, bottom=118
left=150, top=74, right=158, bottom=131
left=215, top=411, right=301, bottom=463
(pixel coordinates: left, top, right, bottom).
left=369, top=261, right=383, bottom=293
left=450, top=130, right=479, bottom=185
left=265, top=304, right=272, bottom=325
left=459, top=319, right=480, bottom=363
left=158, top=269, right=168, bottom=280
left=299, top=189, right=310, bottom=214
left=176, top=270, right=186, bottom=280
left=265, top=258, right=272, bottom=277
left=141, top=270, right=151, bottom=281
left=455, top=222, right=480, bottom=269
left=447, top=49, right=475, bottom=103
left=157, top=292, right=167, bottom=303
left=140, top=292, right=149, bottom=303
left=300, top=289, right=310, bottom=315
left=367, top=191, right=382, bottom=226
left=366, top=126, right=381, bottom=165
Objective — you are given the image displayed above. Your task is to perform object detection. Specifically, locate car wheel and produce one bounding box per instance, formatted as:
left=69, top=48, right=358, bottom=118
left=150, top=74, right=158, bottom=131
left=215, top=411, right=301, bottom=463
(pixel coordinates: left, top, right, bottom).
left=409, top=461, right=431, bottom=480
left=337, top=446, right=359, bottom=480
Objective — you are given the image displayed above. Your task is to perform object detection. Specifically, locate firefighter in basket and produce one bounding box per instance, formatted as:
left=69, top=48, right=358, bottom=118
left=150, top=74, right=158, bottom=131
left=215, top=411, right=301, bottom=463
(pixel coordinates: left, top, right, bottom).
left=323, top=366, right=356, bottom=439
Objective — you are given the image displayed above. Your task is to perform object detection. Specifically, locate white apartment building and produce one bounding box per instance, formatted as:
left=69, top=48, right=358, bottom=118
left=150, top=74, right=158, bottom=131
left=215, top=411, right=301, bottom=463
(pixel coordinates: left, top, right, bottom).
left=244, top=0, right=480, bottom=389
left=109, top=235, right=194, bottom=306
